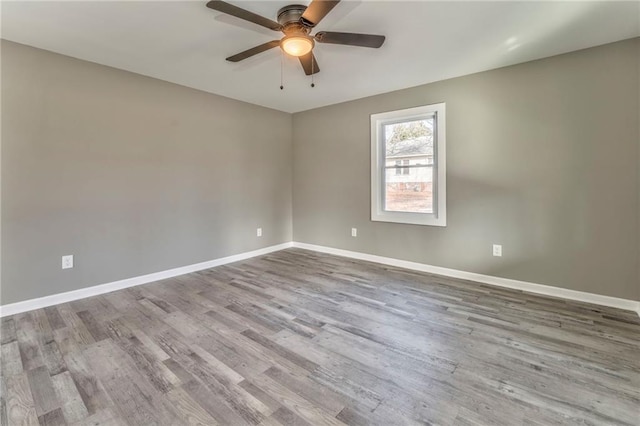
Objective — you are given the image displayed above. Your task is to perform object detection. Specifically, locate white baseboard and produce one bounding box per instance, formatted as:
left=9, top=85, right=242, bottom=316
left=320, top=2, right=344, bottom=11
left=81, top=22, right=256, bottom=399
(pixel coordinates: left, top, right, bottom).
left=2, top=240, right=638, bottom=318
left=0, top=242, right=293, bottom=317
left=293, top=242, right=640, bottom=315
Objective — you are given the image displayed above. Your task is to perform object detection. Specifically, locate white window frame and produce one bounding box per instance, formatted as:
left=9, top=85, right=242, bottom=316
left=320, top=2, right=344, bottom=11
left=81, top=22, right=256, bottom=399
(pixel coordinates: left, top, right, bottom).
left=370, top=103, right=446, bottom=226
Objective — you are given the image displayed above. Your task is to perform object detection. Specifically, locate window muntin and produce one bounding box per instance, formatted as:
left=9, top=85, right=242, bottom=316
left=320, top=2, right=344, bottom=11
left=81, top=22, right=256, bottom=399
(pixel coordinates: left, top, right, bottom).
left=371, top=103, right=446, bottom=226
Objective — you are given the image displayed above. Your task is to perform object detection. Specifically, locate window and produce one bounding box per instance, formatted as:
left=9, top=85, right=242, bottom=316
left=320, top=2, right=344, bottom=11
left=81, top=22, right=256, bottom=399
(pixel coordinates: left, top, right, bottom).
left=371, top=103, right=446, bottom=226
left=402, top=159, right=410, bottom=175
left=394, top=160, right=411, bottom=175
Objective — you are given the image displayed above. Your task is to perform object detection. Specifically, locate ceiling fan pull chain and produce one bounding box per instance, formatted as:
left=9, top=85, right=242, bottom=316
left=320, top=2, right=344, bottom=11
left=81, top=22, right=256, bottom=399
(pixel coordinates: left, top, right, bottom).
left=311, top=55, right=316, bottom=88
left=280, top=50, right=284, bottom=90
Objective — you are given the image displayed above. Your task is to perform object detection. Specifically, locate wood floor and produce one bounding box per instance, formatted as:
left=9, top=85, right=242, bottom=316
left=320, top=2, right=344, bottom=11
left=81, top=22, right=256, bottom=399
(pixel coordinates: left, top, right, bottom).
left=1, top=248, right=639, bottom=426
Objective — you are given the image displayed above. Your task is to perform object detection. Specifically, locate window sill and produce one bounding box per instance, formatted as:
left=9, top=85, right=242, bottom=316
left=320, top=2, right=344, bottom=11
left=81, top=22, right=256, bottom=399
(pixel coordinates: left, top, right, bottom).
left=371, top=211, right=447, bottom=227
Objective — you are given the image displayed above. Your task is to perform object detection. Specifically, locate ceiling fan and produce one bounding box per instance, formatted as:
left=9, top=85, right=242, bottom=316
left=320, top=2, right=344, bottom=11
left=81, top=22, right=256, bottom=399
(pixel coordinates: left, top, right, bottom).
left=206, top=0, right=386, bottom=75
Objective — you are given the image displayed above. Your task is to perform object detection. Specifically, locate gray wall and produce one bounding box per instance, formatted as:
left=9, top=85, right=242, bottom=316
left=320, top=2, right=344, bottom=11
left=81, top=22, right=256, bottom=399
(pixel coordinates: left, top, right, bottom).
left=293, top=38, right=640, bottom=301
left=3, top=38, right=639, bottom=305
left=1, top=41, right=293, bottom=305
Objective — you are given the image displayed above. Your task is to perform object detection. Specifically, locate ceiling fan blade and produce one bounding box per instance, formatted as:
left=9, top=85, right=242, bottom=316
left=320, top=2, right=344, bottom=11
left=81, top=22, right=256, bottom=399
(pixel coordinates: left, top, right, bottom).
left=206, top=1, right=282, bottom=31
left=299, top=52, right=320, bottom=75
left=300, top=0, right=340, bottom=27
left=226, top=41, right=280, bottom=62
left=315, top=31, right=385, bottom=48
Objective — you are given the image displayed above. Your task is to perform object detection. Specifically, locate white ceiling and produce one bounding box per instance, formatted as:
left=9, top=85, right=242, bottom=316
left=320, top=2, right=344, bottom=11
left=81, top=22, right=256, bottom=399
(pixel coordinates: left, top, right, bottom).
left=2, top=1, right=639, bottom=113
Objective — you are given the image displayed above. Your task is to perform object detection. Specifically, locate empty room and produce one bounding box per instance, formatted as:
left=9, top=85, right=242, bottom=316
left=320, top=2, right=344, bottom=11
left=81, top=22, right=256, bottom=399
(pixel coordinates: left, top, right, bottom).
left=1, top=1, right=639, bottom=425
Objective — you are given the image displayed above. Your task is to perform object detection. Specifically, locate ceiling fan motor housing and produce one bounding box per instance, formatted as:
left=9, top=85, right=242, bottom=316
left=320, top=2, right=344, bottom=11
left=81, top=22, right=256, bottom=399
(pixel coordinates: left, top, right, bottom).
left=277, top=4, right=311, bottom=35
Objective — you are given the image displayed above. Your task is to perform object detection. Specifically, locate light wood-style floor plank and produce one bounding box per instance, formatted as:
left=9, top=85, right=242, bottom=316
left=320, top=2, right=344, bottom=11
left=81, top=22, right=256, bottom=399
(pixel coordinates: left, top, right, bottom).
left=1, top=248, right=638, bottom=425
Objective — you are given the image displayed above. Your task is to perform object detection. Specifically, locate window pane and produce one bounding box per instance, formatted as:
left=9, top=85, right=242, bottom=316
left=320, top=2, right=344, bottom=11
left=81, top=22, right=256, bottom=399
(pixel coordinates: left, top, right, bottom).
left=384, top=118, right=434, bottom=161
left=383, top=117, right=435, bottom=214
left=384, top=166, right=433, bottom=213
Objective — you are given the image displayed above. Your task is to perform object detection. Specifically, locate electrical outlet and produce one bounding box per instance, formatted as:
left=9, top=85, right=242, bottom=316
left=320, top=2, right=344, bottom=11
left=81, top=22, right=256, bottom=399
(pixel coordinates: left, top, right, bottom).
left=62, top=255, right=74, bottom=269
left=492, top=244, right=502, bottom=257
left=351, top=228, right=357, bottom=237
left=257, top=228, right=262, bottom=237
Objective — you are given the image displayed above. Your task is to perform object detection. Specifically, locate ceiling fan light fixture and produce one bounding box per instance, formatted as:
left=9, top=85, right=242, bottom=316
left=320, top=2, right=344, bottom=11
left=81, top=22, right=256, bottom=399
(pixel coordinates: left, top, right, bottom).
left=281, top=35, right=314, bottom=57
